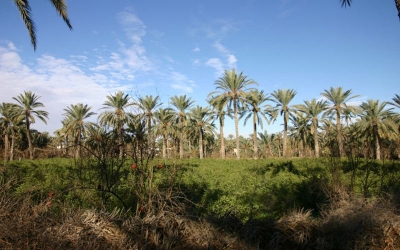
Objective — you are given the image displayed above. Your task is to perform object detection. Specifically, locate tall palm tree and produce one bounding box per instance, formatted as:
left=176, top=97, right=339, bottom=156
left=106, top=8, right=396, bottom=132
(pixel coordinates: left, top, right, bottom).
left=208, top=95, right=228, bottom=159
left=62, top=103, right=97, bottom=158
left=209, top=68, right=258, bottom=159
left=12, top=91, right=48, bottom=159
left=189, top=105, right=215, bottom=159
left=295, top=99, right=328, bottom=157
left=269, top=89, right=297, bottom=157
left=14, top=0, right=72, bottom=51
left=154, top=107, right=175, bottom=159
left=242, top=90, right=271, bottom=159
left=170, top=95, right=194, bottom=159
left=357, top=100, right=397, bottom=160
left=134, top=95, right=162, bottom=150
left=321, top=87, right=359, bottom=158
left=340, top=0, right=400, bottom=21
left=289, top=111, right=312, bottom=157
left=0, top=103, right=13, bottom=165
left=99, top=91, right=133, bottom=158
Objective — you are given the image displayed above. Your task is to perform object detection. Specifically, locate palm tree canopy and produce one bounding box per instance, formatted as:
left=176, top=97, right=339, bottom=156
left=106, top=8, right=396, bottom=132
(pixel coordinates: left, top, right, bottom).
left=99, top=91, right=133, bottom=128
left=170, top=95, right=195, bottom=120
left=358, top=99, right=398, bottom=139
left=241, top=90, right=272, bottom=129
left=269, top=88, right=297, bottom=121
left=12, top=91, right=49, bottom=125
left=62, top=103, right=97, bottom=139
left=340, top=0, right=400, bottom=20
left=321, top=87, right=359, bottom=117
left=14, top=0, right=73, bottom=51
left=295, top=99, right=328, bottom=134
left=209, top=68, right=258, bottom=111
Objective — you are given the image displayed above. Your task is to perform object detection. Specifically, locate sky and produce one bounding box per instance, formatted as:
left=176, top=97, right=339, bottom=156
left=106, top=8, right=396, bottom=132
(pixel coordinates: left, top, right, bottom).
left=0, top=0, right=399, bottom=137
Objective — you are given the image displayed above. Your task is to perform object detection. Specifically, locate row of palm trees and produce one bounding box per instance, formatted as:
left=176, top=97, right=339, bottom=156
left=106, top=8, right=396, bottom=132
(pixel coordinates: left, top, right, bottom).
left=1, top=69, right=400, bottom=162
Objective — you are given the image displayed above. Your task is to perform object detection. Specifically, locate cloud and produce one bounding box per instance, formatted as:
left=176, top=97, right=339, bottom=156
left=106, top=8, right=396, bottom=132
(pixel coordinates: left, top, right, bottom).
left=169, top=72, right=195, bottom=93
left=205, top=58, right=224, bottom=76
left=90, top=10, right=151, bottom=82
left=206, top=41, right=237, bottom=75
left=193, top=47, right=200, bottom=52
left=192, top=59, right=201, bottom=66
left=0, top=43, right=126, bottom=134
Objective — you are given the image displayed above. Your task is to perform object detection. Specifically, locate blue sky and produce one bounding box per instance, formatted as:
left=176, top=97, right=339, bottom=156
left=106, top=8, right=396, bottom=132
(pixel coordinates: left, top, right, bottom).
left=0, top=0, right=399, bottom=137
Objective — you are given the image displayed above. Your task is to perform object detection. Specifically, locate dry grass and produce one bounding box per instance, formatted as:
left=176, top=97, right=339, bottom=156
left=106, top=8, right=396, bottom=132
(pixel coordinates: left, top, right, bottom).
left=2, top=177, right=400, bottom=250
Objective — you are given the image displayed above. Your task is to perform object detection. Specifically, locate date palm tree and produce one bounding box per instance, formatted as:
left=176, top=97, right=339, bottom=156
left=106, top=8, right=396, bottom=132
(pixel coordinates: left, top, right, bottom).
left=209, top=68, right=257, bottom=159
left=170, top=95, right=194, bottom=159
left=295, top=99, right=328, bottom=157
left=12, top=91, right=48, bottom=159
left=340, top=0, right=400, bottom=21
left=290, top=111, right=312, bottom=157
left=321, top=87, right=359, bottom=157
left=14, top=0, right=72, bottom=50
left=269, top=89, right=297, bottom=157
left=62, top=103, right=97, bottom=158
left=390, top=94, right=400, bottom=109
left=189, top=105, right=215, bottom=159
left=154, top=107, right=174, bottom=159
left=357, top=99, right=397, bottom=160
left=208, top=95, right=229, bottom=159
left=241, top=90, right=271, bottom=159
left=134, top=95, right=162, bottom=150
left=99, top=91, right=133, bottom=158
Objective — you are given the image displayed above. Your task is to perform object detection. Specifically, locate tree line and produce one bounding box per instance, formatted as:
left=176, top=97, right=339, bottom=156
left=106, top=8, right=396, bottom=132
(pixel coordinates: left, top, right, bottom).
left=1, top=69, right=400, bottom=163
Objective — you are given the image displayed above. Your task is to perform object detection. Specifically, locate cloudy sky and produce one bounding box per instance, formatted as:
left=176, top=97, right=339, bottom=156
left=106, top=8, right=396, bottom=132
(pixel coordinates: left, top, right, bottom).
left=0, top=0, right=399, bottom=136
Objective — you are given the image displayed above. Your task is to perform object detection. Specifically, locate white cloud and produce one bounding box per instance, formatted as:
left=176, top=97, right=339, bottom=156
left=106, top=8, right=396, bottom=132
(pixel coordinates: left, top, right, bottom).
left=205, top=58, right=224, bottom=76
left=206, top=41, right=237, bottom=74
left=193, top=47, right=200, bottom=52
left=0, top=43, right=126, bottom=134
left=169, top=72, right=195, bottom=93
left=90, top=10, right=151, bottom=82
left=192, top=59, right=200, bottom=66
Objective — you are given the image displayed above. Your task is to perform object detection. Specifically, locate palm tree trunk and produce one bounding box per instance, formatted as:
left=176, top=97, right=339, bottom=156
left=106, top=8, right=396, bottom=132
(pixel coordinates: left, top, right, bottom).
left=234, top=100, right=240, bottom=159
left=336, top=112, right=344, bottom=157
left=314, top=123, right=320, bottom=157
left=283, top=111, right=288, bottom=157
left=3, top=134, right=9, bottom=166
left=10, top=132, right=15, bottom=161
left=199, top=127, right=203, bottom=159
left=26, top=117, right=33, bottom=160
left=375, top=131, right=381, bottom=160
left=220, top=118, right=225, bottom=159
left=179, top=117, right=184, bottom=159
left=253, top=113, right=258, bottom=159
left=162, top=133, right=167, bottom=159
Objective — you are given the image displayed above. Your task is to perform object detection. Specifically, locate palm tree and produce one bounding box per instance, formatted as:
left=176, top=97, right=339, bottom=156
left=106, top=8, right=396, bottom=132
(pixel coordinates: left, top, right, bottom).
left=289, top=111, right=312, bottom=157
left=208, top=95, right=228, bottom=159
left=133, top=95, right=162, bottom=150
left=62, top=103, right=97, bottom=158
left=242, top=90, right=271, bottom=159
left=0, top=103, right=13, bottom=165
left=99, top=91, right=133, bottom=158
left=357, top=100, right=398, bottom=160
left=154, top=107, right=174, bottom=159
left=340, top=0, right=400, bottom=21
left=170, top=95, right=195, bottom=159
left=189, top=105, right=215, bottom=159
left=390, top=94, right=400, bottom=109
left=209, top=68, right=257, bottom=159
left=295, top=99, right=328, bottom=157
left=269, top=89, right=297, bottom=157
left=321, top=87, right=359, bottom=157
left=14, top=0, right=72, bottom=51
left=12, top=91, right=48, bottom=159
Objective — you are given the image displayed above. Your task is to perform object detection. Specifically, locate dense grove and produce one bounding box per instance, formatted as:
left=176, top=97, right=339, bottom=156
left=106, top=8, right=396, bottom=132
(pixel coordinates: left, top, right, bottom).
left=1, top=72, right=400, bottom=248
